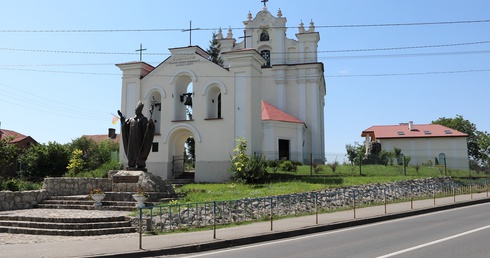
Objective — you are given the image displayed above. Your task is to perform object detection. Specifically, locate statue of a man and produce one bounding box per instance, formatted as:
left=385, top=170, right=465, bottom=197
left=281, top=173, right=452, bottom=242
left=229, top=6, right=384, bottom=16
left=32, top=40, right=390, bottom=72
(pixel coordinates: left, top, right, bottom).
left=118, top=101, right=155, bottom=170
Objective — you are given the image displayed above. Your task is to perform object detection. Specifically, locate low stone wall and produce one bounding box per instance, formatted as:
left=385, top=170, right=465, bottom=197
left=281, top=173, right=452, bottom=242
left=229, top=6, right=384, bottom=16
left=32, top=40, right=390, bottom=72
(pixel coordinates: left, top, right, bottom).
left=0, top=190, right=48, bottom=211
left=42, top=177, right=111, bottom=196
left=148, top=177, right=465, bottom=230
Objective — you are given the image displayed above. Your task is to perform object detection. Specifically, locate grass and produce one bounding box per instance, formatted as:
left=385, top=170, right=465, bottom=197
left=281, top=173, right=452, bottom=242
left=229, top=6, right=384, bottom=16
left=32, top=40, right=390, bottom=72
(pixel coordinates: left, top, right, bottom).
left=174, top=164, right=488, bottom=204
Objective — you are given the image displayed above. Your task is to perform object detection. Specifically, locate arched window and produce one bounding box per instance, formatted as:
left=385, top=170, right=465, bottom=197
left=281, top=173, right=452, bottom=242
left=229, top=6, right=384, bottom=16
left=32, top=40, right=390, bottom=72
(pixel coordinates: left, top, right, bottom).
left=261, top=50, right=271, bottom=67
left=205, top=85, right=222, bottom=119
left=173, top=76, right=193, bottom=121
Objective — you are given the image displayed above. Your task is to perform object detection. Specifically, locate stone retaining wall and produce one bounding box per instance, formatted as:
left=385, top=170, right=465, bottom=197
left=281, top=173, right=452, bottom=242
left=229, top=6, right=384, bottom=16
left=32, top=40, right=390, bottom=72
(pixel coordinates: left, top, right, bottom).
left=42, top=177, right=111, bottom=196
left=0, top=178, right=112, bottom=211
left=148, top=177, right=464, bottom=230
left=0, top=190, right=48, bottom=211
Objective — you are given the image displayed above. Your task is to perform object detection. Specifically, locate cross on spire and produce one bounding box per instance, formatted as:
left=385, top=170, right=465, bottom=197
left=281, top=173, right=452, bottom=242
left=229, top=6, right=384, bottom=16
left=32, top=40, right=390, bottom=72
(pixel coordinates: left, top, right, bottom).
left=135, top=44, right=147, bottom=61
left=239, top=30, right=252, bottom=48
left=261, top=0, right=268, bottom=7
left=182, top=20, right=200, bottom=46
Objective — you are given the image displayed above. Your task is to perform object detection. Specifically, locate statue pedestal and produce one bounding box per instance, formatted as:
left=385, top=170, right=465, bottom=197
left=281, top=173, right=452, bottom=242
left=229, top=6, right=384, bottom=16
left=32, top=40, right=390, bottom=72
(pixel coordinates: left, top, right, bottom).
left=109, top=170, right=176, bottom=201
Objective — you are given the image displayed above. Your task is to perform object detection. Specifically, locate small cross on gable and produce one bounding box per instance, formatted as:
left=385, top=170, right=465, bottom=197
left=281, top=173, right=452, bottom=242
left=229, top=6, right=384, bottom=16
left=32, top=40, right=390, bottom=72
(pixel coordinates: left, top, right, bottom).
left=261, top=0, right=268, bottom=7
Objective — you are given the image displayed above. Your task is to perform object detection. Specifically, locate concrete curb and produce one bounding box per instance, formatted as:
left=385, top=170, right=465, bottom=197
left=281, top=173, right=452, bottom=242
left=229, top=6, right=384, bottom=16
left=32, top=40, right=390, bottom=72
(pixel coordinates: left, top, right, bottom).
left=85, top=197, right=490, bottom=258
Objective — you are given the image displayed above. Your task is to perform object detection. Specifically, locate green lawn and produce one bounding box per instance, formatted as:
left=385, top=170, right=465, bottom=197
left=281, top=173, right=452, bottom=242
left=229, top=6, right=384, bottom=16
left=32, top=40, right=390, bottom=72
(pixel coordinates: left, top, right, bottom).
left=175, top=164, right=487, bottom=203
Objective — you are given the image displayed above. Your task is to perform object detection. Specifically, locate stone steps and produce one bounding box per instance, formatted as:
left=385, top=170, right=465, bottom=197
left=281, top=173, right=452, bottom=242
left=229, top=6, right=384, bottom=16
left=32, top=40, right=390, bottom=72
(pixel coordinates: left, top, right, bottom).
left=0, top=215, right=136, bottom=236
left=38, top=195, right=148, bottom=211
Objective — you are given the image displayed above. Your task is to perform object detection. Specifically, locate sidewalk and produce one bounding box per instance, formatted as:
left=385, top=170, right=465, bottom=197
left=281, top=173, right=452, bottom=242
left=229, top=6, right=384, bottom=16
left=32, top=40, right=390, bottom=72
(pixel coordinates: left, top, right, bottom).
left=1, top=192, right=489, bottom=258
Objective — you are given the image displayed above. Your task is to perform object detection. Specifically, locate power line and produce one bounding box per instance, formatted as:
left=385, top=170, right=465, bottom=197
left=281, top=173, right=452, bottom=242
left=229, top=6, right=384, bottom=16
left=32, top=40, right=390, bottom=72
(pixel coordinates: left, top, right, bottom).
left=0, top=47, right=166, bottom=56
left=0, top=82, right=109, bottom=119
left=326, top=69, right=490, bottom=78
left=1, top=67, right=489, bottom=78
left=320, top=50, right=490, bottom=60
left=1, top=40, right=490, bottom=57
left=1, top=19, right=489, bottom=33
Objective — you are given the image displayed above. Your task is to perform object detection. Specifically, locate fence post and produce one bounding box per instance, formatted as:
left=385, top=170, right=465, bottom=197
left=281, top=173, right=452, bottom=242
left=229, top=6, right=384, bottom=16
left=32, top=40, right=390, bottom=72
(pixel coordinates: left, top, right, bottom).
left=453, top=184, right=456, bottom=202
left=270, top=197, right=273, bottom=231
left=384, top=187, right=387, bottom=214
left=353, top=191, right=356, bottom=219
left=213, top=202, right=216, bottom=239
left=410, top=185, right=413, bottom=210
left=470, top=183, right=473, bottom=199
left=139, top=208, right=143, bottom=250
left=315, top=193, right=318, bottom=224
left=433, top=188, right=436, bottom=206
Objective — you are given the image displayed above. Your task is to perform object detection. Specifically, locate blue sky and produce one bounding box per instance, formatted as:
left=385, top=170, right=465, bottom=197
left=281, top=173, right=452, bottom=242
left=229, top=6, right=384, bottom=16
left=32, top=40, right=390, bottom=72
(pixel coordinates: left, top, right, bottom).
left=1, top=0, right=489, bottom=163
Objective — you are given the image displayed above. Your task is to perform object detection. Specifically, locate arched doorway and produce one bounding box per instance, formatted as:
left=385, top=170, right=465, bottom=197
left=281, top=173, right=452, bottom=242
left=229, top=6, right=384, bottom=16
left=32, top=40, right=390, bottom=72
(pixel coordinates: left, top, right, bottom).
left=169, top=128, right=195, bottom=181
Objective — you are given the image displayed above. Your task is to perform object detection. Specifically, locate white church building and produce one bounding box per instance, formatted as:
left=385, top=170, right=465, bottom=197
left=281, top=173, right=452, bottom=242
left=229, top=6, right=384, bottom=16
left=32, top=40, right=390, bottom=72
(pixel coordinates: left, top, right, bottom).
left=116, top=5, right=326, bottom=182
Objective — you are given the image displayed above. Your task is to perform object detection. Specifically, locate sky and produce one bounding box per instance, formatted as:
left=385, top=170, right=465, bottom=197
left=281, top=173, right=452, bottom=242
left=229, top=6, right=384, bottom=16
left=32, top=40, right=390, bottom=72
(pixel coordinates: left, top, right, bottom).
left=1, top=0, right=489, bottom=163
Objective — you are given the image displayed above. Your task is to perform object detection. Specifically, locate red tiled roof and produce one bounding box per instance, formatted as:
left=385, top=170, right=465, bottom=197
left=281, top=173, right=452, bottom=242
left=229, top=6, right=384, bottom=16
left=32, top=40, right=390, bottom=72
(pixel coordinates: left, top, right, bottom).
left=361, top=123, right=468, bottom=140
left=82, top=134, right=120, bottom=144
left=261, top=101, right=304, bottom=124
left=0, top=129, right=29, bottom=143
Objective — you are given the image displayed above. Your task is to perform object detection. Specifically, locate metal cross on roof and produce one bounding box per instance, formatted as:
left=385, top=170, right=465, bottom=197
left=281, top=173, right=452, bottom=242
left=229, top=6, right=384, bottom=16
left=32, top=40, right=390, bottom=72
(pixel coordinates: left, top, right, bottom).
left=135, top=44, right=147, bottom=61
left=261, top=0, right=268, bottom=7
left=182, top=20, right=200, bottom=46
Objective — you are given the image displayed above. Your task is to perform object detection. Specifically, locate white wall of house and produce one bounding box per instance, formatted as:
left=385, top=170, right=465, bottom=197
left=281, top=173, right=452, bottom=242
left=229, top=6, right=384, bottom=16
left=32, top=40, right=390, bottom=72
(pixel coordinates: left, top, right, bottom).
left=379, top=137, right=469, bottom=170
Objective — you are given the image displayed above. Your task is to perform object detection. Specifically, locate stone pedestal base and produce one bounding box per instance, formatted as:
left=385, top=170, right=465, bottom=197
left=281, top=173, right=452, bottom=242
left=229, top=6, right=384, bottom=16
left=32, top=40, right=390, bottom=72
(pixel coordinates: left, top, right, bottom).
left=109, top=170, right=176, bottom=201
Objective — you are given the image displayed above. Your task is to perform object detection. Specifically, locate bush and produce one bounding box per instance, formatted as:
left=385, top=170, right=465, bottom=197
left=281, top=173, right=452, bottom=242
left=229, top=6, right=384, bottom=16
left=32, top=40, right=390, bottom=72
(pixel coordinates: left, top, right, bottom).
left=228, top=138, right=268, bottom=183
left=4, top=179, right=19, bottom=191
left=327, top=160, right=339, bottom=173
left=65, top=159, right=122, bottom=178
left=267, top=160, right=279, bottom=173
left=280, top=160, right=297, bottom=172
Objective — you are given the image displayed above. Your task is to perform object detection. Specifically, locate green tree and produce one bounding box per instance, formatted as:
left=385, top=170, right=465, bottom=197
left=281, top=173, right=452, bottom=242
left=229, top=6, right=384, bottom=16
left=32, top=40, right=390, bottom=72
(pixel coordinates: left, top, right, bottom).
left=66, top=149, right=85, bottom=175
left=345, top=143, right=363, bottom=165
left=432, top=115, right=486, bottom=164
left=0, top=136, right=19, bottom=178
left=207, top=32, right=223, bottom=66
left=69, top=137, right=118, bottom=172
left=18, top=142, right=70, bottom=181
left=185, top=137, right=195, bottom=164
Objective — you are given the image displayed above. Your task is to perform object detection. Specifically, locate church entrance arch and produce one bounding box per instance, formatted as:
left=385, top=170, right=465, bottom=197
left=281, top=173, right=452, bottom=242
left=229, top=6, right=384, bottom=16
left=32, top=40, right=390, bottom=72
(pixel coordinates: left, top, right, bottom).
left=168, top=127, right=195, bottom=180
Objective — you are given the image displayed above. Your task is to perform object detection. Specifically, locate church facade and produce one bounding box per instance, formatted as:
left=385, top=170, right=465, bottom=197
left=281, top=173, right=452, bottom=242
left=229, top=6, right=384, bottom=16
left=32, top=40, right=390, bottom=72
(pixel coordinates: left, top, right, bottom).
left=116, top=5, right=326, bottom=182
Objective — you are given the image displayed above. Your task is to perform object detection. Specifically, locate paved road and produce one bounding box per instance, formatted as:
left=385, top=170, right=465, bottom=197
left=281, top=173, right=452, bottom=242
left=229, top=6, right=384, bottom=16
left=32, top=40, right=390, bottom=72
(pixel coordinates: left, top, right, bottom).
left=0, top=193, right=488, bottom=257
left=171, top=202, right=490, bottom=258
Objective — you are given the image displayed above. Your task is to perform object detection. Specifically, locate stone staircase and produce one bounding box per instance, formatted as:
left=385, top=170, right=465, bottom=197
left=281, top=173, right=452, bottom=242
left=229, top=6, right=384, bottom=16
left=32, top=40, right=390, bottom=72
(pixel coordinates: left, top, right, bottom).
left=0, top=195, right=143, bottom=236
left=0, top=215, right=135, bottom=236
left=38, top=195, right=141, bottom=212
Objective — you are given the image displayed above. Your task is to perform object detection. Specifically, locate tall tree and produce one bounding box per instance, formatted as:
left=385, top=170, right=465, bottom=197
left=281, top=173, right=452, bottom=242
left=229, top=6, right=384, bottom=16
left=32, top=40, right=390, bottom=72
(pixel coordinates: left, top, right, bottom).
left=432, top=115, right=485, bottom=164
left=207, top=32, right=223, bottom=66
left=18, top=142, right=70, bottom=180
left=0, top=136, right=19, bottom=178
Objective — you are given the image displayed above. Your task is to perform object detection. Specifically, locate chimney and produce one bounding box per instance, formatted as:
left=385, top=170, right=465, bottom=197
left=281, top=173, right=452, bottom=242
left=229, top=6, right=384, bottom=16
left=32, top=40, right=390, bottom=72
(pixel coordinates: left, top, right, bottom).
left=108, top=128, right=116, bottom=139
left=408, top=121, right=414, bottom=131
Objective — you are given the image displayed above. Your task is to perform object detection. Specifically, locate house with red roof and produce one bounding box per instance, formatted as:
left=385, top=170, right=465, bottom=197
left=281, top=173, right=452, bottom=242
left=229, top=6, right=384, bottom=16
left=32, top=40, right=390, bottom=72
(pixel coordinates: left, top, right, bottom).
left=361, top=121, right=469, bottom=170
left=0, top=129, right=38, bottom=178
left=82, top=128, right=120, bottom=144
